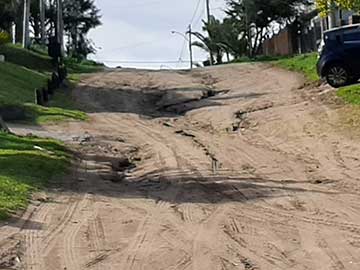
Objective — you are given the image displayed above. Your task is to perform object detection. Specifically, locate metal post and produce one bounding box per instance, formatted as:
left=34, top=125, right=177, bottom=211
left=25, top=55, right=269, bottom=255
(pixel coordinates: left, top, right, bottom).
left=206, top=0, right=213, bottom=65
left=188, top=24, right=193, bottom=70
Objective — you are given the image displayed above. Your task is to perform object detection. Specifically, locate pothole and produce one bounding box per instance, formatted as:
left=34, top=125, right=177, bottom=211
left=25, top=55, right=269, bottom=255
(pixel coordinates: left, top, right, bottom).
left=228, top=102, right=274, bottom=133
left=73, top=135, right=139, bottom=184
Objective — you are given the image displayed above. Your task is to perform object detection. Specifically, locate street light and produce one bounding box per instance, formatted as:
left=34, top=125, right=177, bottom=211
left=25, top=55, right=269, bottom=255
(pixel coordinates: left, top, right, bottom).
left=171, top=31, right=188, bottom=41
left=171, top=25, right=193, bottom=70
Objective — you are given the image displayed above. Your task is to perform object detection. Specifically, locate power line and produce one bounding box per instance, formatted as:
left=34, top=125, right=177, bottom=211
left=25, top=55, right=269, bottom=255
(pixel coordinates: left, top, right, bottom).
left=177, top=35, right=187, bottom=60
left=189, top=0, right=203, bottom=25
left=104, top=38, right=168, bottom=53
left=193, top=5, right=205, bottom=29
left=94, top=60, right=200, bottom=64
left=112, top=0, right=164, bottom=9
left=177, top=0, right=203, bottom=66
left=211, top=7, right=224, bottom=11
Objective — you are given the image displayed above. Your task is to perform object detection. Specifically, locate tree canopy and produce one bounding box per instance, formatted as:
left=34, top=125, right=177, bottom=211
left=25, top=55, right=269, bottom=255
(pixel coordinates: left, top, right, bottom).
left=192, top=0, right=310, bottom=62
left=316, top=0, right=360, bottom=16
left=63, top=0, right=101, bottom=59
left=0, top=0, right=101, bottom=59
left=0, top=0, right=18, bottom=31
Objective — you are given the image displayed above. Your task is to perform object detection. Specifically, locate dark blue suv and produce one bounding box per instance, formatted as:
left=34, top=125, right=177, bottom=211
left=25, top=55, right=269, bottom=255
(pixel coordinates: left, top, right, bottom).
left=317, top=24, right=360, bottom=88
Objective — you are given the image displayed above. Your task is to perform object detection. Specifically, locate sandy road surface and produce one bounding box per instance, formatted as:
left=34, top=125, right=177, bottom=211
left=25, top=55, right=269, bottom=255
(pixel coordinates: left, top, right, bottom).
left=2, top=63, right=360, bottom=270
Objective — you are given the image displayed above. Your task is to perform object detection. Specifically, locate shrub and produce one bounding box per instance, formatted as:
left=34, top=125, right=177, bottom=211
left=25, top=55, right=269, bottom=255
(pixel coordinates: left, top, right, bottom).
left=0, top=32, right=11, bottom=46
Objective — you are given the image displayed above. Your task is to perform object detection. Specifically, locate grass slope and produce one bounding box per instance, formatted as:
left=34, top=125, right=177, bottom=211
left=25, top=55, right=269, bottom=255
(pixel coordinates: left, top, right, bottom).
left=270, top=52, right=360, bottom=106
left=0, top=45, right=88, bottom=124
left=338, top=84, right=360, bottom=105
left=0, top=44, right=52, bottom=72
left=0, top=132, right=70, bottom=219
left=274, top=53, right=319, bottom=82
left=0, top=61, right=47, bottom=104
left=65, top=58, right=104, bottom=74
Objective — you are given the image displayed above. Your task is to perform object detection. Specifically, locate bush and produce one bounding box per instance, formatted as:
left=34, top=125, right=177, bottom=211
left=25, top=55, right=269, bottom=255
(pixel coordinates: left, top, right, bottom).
left=0, top=31, right=11, bottom=45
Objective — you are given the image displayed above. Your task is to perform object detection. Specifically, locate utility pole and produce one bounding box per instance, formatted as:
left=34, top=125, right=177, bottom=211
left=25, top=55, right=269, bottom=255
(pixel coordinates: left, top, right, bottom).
left=188, top=24, right=193, bottom=70
left=205, top=0, right=214, bottom=65
left=40, top=0, right=46, bottom=46
left=206, top=0, right=211, bottom=24
left=23, top=0, right=31, bottom=49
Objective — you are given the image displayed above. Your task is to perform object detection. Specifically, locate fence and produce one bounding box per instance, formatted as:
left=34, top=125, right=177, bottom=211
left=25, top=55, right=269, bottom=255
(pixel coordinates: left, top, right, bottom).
left=262, top=28, right=295, bottom=56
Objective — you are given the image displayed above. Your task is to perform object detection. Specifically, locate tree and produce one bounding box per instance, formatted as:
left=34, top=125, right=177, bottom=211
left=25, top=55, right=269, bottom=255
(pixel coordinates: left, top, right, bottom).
left=23, top=0, right=31, bottom=48
left=316, top=0, right=360, bottom=16
left=191, top=16, right=226, bottom=64
left=219, top=17, right=247, bottom=59
left=226, top=0, right=310, bottom=57
left=0, top=0, right=17, bottom=32
left=63, top=0, right=101, bottom=60
left=26, top=0, right=101, bottom=59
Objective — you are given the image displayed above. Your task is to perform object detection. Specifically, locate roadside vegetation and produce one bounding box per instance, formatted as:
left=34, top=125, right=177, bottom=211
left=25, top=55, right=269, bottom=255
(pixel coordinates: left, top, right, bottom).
left=231, top=53, right=320, bottom=83
left=272, top=52, right=360, bottom=106
left=275, top=53, right=319, bottom=82
left=65, top=58, right=104, bottom=74
left=0, top=44, right=90, bottom=124
left=0, top=132, right=70, bottom=219
left=338, top=84, right=360, bottom=105
left=0, top=0, right=103, bottom=221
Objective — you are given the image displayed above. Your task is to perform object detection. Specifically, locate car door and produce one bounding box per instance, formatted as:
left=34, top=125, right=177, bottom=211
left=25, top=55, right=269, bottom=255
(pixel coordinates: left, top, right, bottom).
left=343, top=28, right=360, bottom=75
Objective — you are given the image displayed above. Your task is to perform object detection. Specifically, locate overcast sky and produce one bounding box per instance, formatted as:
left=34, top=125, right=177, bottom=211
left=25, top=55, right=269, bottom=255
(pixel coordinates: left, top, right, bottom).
left=88, top=0, right=227, bottom=69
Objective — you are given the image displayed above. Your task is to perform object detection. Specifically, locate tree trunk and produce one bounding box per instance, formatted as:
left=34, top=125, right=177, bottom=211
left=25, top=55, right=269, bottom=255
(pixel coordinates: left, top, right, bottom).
left=15, top=0, right=24, bottom=43
left=23, top=0, right=31, bottom=48
left=70, top=26, right=78, bottom=56
left=31, top=18, right=41, bottom=41
left=40, top=0, right=46, bottom=45
left=216, top=52, right=223, bottom=64
left=56, top=0, right=64, bottom=58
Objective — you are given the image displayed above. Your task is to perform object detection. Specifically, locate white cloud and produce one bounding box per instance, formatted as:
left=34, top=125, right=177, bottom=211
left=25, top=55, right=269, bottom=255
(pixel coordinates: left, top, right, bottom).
left=88, top=0, right=226, bottom=69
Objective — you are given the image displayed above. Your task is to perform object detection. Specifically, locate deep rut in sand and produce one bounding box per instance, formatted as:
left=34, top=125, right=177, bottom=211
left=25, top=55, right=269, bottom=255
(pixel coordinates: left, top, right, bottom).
left=2, top=64, right=360, bottom=269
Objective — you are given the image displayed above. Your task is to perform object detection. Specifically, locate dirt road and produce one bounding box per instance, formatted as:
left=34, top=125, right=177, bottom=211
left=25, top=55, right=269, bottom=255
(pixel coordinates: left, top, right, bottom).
left=2, top=63, right=360, bottom=270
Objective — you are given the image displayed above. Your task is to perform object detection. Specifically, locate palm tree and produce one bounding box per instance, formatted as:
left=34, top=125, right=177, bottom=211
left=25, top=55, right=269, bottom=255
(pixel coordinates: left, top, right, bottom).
left=224, top=18, right=248, bottom=57
left=191, top=16, right=225, bottom=65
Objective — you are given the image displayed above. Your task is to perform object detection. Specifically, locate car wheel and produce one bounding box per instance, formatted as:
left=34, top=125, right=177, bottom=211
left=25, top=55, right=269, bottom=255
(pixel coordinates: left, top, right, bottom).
left=325, top=64, right=350, bottom=88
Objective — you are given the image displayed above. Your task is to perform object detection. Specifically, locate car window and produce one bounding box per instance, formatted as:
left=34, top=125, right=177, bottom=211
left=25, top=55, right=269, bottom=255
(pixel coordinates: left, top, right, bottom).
left=325, top=33, right=338, bottom=41
left=343, top=29, right=360, bottom=42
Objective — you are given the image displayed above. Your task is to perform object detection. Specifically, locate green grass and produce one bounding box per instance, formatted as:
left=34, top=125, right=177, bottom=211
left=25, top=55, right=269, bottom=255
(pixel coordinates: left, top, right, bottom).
left=232, top=53, right=319, bottom=82
left=65, top=58, right=104, bottom=74
left=0, top=61, right=87, bottom=124
left=274, top=53, right=319, bottom=82
left=0, top=44, right=53, bottom=72
left=24, top=103, right=88, bottom=124
left=232, top=55, right=287, bottom=63
left=0, top=62, right=47, bottom=104
left=0, top=132, right=70, bottom=219
left=338, top=84, right=360, bottom=105
left=0, top=44, right=90, bottom=124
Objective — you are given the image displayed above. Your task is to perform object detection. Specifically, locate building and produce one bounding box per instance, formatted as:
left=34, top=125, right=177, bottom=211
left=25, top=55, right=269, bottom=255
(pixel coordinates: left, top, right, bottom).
left=262, top=5, right=358, bottom=57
